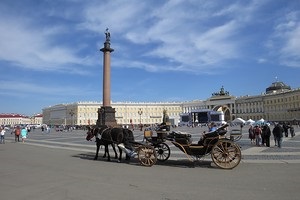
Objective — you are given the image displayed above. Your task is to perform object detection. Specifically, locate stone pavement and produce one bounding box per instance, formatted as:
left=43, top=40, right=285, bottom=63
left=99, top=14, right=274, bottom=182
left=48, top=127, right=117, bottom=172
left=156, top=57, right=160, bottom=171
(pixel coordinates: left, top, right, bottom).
left=1, top=132, right=300, bottom=200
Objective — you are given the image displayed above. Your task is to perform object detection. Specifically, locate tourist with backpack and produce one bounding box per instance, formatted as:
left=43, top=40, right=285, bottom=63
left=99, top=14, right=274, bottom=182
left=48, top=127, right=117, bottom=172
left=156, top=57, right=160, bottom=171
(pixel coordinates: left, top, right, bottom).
left=15, top=126, right=21, bottom=142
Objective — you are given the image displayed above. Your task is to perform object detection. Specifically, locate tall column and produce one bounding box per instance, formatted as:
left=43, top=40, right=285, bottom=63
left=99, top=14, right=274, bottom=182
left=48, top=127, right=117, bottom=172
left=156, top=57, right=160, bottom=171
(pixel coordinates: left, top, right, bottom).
left=102, top=42, right=113, bottom=106
left=97, top=29, right=117, bottom=127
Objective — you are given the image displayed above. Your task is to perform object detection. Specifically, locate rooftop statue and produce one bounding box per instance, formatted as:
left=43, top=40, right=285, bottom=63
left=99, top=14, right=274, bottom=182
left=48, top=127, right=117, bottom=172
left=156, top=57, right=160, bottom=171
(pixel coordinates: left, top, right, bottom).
left=212, top=86, right=230, bottom=96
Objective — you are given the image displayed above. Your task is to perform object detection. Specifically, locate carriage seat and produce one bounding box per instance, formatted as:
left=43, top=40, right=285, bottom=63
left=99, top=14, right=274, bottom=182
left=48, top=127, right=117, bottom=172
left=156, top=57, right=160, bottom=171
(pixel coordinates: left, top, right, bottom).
left=168, top=131, right=192, bottom=145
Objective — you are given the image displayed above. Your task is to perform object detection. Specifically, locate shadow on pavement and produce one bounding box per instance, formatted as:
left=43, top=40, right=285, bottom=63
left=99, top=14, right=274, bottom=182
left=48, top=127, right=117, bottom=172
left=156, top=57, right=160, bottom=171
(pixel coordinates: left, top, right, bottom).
left=71, top=152, right=217, bottom=169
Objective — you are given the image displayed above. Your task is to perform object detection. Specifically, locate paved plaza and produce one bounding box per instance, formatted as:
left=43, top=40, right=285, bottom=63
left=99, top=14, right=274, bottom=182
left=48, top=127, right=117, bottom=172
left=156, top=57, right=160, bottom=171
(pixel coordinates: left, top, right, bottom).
left=1, top=125, right=300, bottom=200
left=3, top=125, right=300, bottom=163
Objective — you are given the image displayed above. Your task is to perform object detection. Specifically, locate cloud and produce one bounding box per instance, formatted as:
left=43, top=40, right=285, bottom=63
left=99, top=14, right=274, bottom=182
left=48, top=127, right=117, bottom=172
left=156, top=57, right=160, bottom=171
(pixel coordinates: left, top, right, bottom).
left=78, top=0, right=150, bottom=34
left=119, top=4, right=244, bottom=73
left=0, top=15, right=96, bottom=74
left=1, top=0, right=298, bottom=78
left=270, top=11, right=300, bottom=67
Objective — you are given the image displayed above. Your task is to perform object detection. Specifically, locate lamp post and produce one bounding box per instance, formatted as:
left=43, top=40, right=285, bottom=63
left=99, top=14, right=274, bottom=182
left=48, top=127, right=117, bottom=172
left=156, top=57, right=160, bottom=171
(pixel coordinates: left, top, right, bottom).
left=138, top=108, right=143, bottom=131
left=69, top=110, right=75, bottom=130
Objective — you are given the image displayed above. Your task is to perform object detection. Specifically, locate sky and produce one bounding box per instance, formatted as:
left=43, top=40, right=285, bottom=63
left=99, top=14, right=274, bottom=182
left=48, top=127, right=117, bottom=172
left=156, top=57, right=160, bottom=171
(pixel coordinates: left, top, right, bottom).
left=0, top=0, right=300, bottom=116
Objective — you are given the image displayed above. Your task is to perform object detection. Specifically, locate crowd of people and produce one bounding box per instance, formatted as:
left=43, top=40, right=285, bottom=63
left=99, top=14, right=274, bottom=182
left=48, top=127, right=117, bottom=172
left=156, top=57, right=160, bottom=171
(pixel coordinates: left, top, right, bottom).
left=0, top=125, right=30, bottom=144
left=248, top=122, right=295, bottom=148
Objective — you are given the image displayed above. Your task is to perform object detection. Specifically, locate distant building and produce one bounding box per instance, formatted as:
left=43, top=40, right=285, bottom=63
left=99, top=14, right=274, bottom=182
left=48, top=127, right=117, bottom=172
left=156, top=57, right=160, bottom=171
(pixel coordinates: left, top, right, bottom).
left=31, top=114, right=43, bottom=125
left=0, top=114, right=31, bottom=126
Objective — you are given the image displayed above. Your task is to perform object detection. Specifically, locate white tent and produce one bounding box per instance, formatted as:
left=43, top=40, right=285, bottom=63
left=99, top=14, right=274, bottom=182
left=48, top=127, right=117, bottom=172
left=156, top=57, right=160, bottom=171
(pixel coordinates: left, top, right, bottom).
left=256, top=118, right=265, bottom=124
left=253, top=118, right=265, bottom=126
left=246, top=119, right=255, bottom=125
left=232, top=118, right=246, bottom=124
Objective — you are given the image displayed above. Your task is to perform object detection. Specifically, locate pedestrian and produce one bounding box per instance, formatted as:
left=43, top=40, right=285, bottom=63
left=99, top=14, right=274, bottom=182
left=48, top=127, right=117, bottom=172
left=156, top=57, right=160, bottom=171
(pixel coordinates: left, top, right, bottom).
left=248, top=125, right=255, bottom=144
left=290, top=125, right=295, bottom=137
left=15, top=126, right=21, bottom=142
left=0, top=127, right=5, bottom=144
left=262, top=124, right=271, bottom=147
left=272, top=125, right=277, bottom=146
left=21, top=126, right=28, bottom=143
left=46, top=126, right=50, bottom=133
left=272, top=123, right=284, bottom=148
left=261, top=125, right=266, bottom=145
left=283, top=123, right=289, bottom=137
left=254, top=125, right=262, bottom=146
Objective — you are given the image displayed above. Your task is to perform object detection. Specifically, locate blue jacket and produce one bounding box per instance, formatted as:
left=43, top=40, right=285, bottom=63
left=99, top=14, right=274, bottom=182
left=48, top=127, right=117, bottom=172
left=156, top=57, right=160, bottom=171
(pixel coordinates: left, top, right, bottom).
left=21, top=128, right=28, bottom=137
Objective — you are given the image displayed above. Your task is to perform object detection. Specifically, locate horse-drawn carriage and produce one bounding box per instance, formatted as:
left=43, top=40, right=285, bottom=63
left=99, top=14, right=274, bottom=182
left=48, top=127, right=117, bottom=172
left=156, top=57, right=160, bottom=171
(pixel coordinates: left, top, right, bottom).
left=143, top=124, right=241, bottom=169
left=86, top=124, right=242, bottom=169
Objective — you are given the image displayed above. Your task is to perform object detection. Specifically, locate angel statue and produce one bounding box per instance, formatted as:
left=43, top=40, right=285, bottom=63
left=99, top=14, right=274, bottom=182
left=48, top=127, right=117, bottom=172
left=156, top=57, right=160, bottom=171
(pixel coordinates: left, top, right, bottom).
left=105, top=28, right=110, bottom=42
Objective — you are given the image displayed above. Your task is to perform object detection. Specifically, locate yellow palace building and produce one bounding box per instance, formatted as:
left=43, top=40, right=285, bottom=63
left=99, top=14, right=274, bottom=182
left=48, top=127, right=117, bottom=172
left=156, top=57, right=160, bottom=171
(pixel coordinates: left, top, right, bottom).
left=42, top=81, right=300, bottom=126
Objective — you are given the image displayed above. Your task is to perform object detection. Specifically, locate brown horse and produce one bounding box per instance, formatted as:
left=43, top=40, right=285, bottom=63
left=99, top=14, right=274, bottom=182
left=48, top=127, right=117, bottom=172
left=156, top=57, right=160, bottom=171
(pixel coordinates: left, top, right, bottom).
left=86, top=125, right=134, bottom=162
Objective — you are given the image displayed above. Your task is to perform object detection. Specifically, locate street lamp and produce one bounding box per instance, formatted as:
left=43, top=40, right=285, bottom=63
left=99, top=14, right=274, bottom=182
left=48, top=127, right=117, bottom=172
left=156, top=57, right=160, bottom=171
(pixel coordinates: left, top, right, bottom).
left=69, top=110, right=75, bottom=130
left=138, top=108, right=143, bottom=131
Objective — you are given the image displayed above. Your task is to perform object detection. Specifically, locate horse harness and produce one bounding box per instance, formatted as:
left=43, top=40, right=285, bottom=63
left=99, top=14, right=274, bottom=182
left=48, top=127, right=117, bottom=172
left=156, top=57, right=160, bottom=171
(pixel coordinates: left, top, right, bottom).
left=95, top=127, right=118, bottom=144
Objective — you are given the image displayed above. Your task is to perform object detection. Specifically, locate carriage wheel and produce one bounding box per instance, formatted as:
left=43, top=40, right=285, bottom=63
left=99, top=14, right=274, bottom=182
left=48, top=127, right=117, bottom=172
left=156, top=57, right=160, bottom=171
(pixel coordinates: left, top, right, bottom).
left=137, top=145, right=157, bottom=167
left=211, top=140, right=241, bottom=169
left=155, top=142, right=170, bottom=162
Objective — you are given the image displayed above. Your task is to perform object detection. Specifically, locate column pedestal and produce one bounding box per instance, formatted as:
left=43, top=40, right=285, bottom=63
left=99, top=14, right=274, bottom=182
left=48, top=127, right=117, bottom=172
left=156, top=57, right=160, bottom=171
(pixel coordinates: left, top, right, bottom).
left=96, top=106, right=117, bottom=127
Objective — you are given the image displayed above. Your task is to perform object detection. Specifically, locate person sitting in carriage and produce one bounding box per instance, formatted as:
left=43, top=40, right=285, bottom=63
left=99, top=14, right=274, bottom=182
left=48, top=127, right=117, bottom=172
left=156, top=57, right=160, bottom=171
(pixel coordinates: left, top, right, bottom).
left=208, top=122, right=217, bottom=132
left=198, top=123, right=228, bottom=145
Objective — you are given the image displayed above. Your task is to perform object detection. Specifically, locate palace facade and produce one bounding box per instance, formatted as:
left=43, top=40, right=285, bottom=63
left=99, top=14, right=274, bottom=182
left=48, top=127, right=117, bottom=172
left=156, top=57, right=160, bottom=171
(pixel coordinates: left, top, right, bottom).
left=42, top=101, right=182, bottom=126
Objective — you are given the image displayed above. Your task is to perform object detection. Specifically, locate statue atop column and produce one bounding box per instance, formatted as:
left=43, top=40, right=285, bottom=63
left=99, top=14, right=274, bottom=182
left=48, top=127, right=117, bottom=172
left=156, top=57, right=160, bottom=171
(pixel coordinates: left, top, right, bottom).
left=105, top=28, right=110, bottom=42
